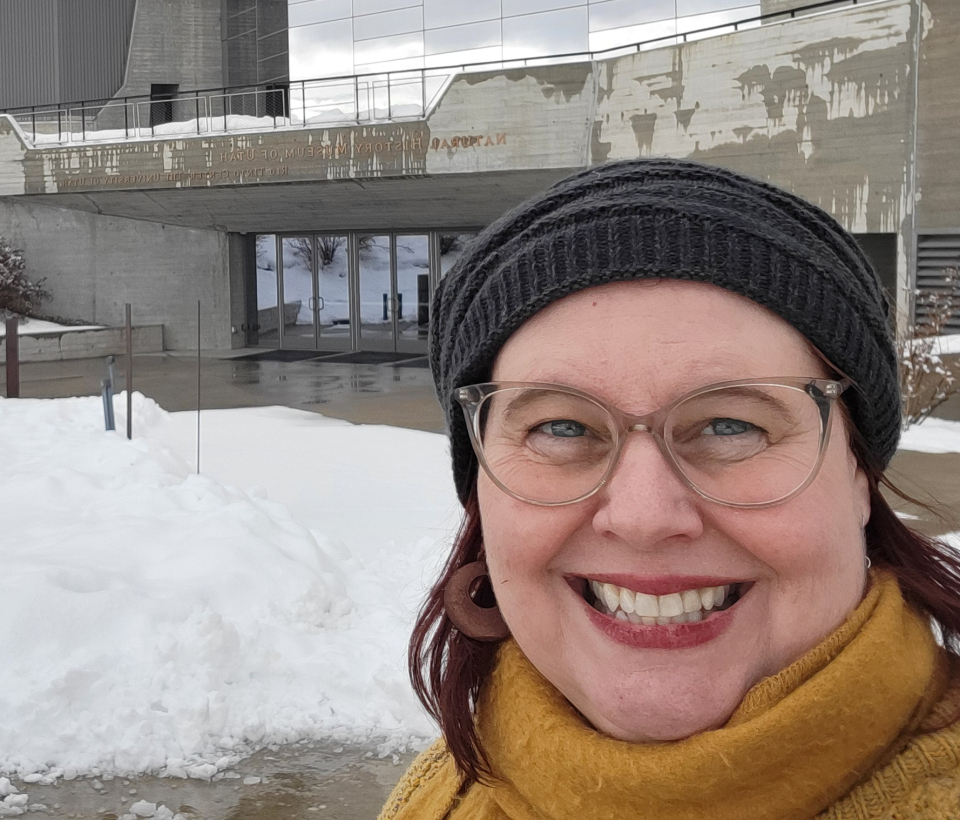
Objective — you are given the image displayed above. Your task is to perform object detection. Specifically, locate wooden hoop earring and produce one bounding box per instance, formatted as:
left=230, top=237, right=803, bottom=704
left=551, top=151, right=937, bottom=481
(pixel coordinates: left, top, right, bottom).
left=444, top=561, right=510, bottom=641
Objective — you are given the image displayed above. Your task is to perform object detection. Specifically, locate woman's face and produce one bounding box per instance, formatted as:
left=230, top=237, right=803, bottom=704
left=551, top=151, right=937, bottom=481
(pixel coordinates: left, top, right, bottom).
left=479, top=280, right=871, bottom=742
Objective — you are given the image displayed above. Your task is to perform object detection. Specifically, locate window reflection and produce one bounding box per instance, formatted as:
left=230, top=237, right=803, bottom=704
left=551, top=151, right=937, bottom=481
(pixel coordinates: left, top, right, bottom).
left=288, top=0, right=352, bottom=27
left=425, top=20, right=501, bottom=56
left=255, top=234, right=280, bottom=347
left=354, top=7, right=423, bottom=41
left=423, top=0, right=500, bottom=29
left=502, top=7, right=589, bottom=61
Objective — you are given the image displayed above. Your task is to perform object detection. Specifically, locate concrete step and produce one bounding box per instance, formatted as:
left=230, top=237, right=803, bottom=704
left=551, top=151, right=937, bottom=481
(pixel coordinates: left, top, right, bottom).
left=0, top=325, right=164, bottom=362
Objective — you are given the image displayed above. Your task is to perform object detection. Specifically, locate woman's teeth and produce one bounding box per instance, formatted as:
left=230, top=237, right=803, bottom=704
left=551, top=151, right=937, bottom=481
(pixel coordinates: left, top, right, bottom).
left=588, top=580, right=735, bottom=625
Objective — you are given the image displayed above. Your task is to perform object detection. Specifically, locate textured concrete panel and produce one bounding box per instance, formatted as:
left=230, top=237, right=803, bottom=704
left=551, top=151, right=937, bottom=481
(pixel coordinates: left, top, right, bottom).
left=0, top=198, right=230, bottom=350
left=592, top=0, right=915, bottom=239
left=916, top=0, right=960, bottom=232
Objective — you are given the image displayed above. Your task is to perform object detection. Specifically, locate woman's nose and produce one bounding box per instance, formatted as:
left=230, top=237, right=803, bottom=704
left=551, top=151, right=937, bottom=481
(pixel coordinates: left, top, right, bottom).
left=591, top=432, right=705, bottom=546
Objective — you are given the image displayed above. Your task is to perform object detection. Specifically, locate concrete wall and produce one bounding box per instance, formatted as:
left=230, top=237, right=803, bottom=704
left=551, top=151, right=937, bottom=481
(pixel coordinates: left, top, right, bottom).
left=916, top=0, right=960, bottom=232
left=0, top=198, right=231, bottom=349
left=114, top=0, right=224, bottom=98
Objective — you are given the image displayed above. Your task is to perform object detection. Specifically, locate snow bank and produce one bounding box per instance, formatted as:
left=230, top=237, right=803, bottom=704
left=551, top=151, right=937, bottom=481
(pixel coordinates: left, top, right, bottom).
left=900, top=417, right=960, bottom=454
left=0, top=395, right=457, bottom=780
left=0, top=317, right=102, bottom=337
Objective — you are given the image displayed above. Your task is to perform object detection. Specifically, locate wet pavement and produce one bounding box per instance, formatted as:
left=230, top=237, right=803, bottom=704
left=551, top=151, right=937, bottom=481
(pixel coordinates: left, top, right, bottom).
left=2, top=349, right=958, bottom=819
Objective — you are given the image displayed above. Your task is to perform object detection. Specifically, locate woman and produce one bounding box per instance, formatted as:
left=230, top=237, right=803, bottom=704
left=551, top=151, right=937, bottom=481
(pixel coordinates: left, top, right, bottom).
left=381, top=159, right=960, bottom=819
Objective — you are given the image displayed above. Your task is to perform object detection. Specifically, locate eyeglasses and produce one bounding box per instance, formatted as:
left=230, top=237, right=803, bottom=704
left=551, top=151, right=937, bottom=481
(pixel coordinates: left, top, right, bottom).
left=455, top=377, right=852, bottom=508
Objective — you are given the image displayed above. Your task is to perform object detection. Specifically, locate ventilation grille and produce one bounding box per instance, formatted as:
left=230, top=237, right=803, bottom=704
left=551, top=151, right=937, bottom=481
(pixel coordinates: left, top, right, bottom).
left=916, top=234, right=960, bottom=334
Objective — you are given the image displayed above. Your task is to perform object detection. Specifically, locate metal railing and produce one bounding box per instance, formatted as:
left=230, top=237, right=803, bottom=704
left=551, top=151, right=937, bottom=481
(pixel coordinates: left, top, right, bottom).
left=1, top=0, right=865, bottom=148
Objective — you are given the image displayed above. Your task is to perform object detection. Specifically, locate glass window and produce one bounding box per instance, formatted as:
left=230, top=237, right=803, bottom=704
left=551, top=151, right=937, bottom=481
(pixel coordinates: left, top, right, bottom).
left=589, top=18, right=677, bottom=52
left=438, top=233, right=476, bottom=277
left=395, top=235, right=431, bottom=344
left=316, top=235, right=351, bottom=342
left=677, top=0, right=751, bottom=16
left=280, top=237, right=316, bottom=348
left=354, top=0, right=422, bottom=14
left=358, top=235, right=393, bottom=345
left=502, top=7, right=588, bottom=61
left=288, top=0, right=352, bottom=28
left=424, top=45, right=503, bottom=68
left=255, top=234, right=280, bottom=346
left=258, top=1, right=289, bottom=36
left=353, top=31, right=424, bottom=68
left=677, top=6, right=760, bottom=37
left=257, top=29, right=288, bottom=61
left=423, top=0, right=500, bottom=30
left=502, top=0, right=583, bottom=17
left=354, top=6, right=423, bottom=40
left=289, top=19, right=354, bottom=79
left=588, top=0, right=675, bottom=32
left=425, top=19, right=501, bottom=56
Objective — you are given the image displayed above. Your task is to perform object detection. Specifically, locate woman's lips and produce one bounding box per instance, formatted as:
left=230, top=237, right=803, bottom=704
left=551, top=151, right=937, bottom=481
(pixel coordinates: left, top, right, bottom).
left=572, top=575, right=751, bottom=650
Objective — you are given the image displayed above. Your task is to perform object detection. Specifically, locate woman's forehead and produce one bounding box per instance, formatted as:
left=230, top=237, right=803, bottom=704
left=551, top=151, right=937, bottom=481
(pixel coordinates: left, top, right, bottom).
left=490, top=280, right=824, bottom=399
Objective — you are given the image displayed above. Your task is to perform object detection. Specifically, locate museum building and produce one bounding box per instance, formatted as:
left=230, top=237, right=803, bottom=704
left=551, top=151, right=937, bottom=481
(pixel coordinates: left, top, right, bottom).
left=0, top=0, right=957, bottom=355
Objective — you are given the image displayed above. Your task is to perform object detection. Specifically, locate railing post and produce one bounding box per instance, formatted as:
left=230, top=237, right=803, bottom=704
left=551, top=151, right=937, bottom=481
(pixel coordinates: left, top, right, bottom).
left=4, top=316, right=20, bottom=398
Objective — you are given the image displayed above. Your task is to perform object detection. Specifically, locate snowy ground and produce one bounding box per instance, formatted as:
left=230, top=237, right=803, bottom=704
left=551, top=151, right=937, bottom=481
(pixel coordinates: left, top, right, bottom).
left=0, top=394, right=458, bottom=794
left=0, top=391, right=958, bottom=809
left=0, top=318, right=103, bottom=337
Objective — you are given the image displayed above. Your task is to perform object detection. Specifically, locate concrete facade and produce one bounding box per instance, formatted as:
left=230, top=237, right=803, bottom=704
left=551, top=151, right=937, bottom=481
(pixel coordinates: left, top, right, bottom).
left=0, top=198, right=230, bottom=349
left=0, top=0, right=956, bottom=349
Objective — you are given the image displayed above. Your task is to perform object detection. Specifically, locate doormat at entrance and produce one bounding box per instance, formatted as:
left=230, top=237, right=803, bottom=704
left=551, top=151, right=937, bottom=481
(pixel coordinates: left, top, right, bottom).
left=317, top=351, right=424, bottom=365
left=235, top=350, right=335, bottom=362
left=392, top=356, right=430, bottom=368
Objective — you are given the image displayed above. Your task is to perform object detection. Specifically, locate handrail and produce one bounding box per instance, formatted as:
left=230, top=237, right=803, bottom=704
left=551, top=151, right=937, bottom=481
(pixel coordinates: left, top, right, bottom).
left=0, top=0, right=864, bottom=118
left=0, top=0, right=868, bottom=147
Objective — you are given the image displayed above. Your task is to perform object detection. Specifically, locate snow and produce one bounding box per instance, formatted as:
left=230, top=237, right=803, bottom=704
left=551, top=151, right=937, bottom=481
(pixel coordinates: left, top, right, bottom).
left=0, top=317, right=102, bottom=337
left=934, top=334, right=960, bottom=356
left=0, top=394, right=458, bottom=782
left=899, top=417, right=960, bottom=454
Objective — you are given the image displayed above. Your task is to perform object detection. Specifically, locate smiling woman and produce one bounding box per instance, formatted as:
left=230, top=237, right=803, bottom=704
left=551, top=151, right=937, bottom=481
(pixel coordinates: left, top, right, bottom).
left=380, top=159, right=960, bottom=820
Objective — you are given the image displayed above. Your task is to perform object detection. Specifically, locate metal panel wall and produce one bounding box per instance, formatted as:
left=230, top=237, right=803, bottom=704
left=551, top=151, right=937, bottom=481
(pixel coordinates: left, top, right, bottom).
left=0, top=0, right=59, bottom=109
left=0, top=0, right=135, bottom=109
left=58, top=0, right=137, bottom=104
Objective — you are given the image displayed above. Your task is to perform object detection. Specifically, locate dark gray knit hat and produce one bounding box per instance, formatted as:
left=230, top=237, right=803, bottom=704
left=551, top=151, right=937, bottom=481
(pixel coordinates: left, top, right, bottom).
left=430, top=158, right=900, bottom=503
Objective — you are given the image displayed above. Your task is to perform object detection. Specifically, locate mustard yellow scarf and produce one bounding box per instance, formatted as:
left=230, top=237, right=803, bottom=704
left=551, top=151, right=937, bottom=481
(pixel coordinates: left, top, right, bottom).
left=382, top=572, right=960, bottom=820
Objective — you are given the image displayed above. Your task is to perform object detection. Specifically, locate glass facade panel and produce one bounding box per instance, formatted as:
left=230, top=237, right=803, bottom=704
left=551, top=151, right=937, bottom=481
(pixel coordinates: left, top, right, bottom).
left=289, top=18, right=354, bottom=78
left=677, top=0, right=752, bottom=16
left=502, top=0, right=582, bottom=17
left=255, top=234, right=280, bottom=346
left=588, top=0, right=675, bottom=32
left=502, top=7, right=588, bottom=61
left=424, top=45, right=502, bottom=68
left=438, top=233, right=475, bottom=278
left=395, top=235, right=430, bottom=344
left=424, top=20, right=501, bottom=57
left=280, top=237, right=316, bottom=348
left=353, top=31, right=423, bottom=68
left=677, top=7, right=758, bottom=35
left=589, top=18, right=677, bottom=52
left=422, top=0, right=500, bottom=30
left=358, top=235, right=393, bottom=346
left=354, top=6, right=423, bottom=40
left=288, top=0, right=352, bottom=27
left=354, top=0, right=421, bottom=14
left=316, top=234, right=351, bottom=343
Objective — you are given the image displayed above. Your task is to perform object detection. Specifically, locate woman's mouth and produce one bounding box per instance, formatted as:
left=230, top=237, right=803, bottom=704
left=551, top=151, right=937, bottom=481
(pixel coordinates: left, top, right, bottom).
left=574, top=576, right=753, bottom=649
left=584, top=579, right=744, bottom=625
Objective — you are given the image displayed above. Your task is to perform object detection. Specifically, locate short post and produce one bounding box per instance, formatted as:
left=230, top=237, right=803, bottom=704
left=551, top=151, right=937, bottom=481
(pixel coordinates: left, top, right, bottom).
left=125, top=303, right=133, bottom=439
left=383, top=292, right=389, bottom=321
left=101, top=356, right=116, bottom=432
left=5, top=315, right=20, bottom=398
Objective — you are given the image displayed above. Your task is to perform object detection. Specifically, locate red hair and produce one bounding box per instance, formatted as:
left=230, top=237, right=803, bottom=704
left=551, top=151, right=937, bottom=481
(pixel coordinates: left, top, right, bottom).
left=409, top=434, right=960, bottom=785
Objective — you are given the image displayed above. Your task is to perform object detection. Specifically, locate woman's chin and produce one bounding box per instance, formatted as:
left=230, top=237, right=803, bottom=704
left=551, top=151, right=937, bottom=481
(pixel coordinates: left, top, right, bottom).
left=574, top=673, right=752, bottom=744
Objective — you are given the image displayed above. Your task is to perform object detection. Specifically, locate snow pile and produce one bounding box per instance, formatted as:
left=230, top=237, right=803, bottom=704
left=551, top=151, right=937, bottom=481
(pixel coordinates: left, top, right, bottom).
left=0, top=317, right=102, bottom=337
left=0, top=395, right=457, bottom=780
left=900, top=417, right=960, bottom=454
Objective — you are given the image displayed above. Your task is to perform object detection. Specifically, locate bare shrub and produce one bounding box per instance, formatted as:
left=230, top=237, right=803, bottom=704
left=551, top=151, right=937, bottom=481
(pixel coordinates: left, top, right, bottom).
left=316, top=236, right=344, bottom=270
left=899, top=267, right=960, bottom=428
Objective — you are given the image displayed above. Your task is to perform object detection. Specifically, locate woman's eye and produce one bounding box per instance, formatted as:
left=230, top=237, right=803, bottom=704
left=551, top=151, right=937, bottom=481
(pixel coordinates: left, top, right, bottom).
left=536, top=420, right=587, bottom=438
left=700, top=417, right=758, bottom=436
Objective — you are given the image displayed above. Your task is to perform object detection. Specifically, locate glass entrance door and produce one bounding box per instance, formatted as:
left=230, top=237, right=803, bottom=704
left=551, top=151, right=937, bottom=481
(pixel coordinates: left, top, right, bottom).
left=357, top=233, right=429, bottom=354
left=279, top=235, right=351, bottom=351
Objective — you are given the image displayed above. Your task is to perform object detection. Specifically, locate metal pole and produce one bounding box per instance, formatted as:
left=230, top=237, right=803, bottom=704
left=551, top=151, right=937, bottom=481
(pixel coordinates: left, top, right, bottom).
left=4, top=316, right=20, bottom=398
left=196, top=300, right=201, bottom=475
left=125, top=303, right=133, bottom=439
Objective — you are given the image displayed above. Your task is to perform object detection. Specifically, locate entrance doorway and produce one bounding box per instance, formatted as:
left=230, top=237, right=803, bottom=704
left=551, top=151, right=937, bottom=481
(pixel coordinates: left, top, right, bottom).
left=254, top=230, right=476, bottom=354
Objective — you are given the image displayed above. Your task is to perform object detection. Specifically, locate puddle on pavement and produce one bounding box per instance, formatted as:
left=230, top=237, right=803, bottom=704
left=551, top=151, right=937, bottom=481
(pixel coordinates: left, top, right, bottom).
left=10, top=741, right=418, bottom=820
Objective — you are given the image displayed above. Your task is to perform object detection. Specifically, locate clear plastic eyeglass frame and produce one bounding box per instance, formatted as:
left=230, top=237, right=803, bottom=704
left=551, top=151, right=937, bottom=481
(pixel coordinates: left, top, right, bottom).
left=454, top=377, right=853, bottom=509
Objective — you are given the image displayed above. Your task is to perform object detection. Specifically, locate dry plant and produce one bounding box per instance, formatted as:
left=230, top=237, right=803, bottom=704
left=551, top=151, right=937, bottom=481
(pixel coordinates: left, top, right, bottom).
left=899, top=267, right=960, bottom=428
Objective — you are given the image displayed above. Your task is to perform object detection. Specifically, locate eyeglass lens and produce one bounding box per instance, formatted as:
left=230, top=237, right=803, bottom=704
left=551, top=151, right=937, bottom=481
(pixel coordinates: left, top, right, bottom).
left=475, top=384, right=826, bottom=505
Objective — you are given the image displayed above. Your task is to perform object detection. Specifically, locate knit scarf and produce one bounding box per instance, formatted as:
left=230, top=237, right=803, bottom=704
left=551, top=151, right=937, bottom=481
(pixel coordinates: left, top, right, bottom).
left=383, top=572, right=955, bottom=820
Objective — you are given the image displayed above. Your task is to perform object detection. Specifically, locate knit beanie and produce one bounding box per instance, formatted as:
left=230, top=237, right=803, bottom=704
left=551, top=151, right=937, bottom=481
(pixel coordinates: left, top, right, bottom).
left=430, top=158, right=900, bottom=503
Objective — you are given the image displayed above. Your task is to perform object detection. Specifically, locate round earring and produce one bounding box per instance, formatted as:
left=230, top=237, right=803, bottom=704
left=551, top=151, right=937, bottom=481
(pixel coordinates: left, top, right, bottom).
left=443, top=561, right=510, bottom=642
